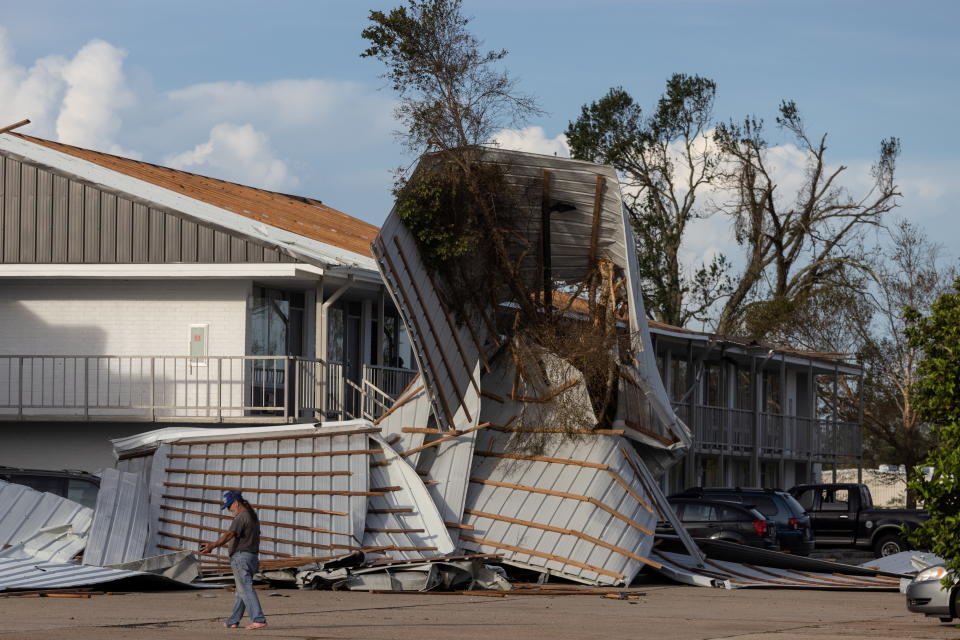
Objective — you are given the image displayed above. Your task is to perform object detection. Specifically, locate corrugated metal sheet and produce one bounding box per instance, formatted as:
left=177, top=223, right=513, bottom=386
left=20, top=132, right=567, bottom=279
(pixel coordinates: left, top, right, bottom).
left=152, top=428, right=371, bottom=571
left=652, top=550, right=903, bottom=590
left=373, top=217, right=482, bottom=432
left=113, top=422, right=377, bottom=573
left=461, top=432, right=660, bottom=586
left=82, top=469, right=150, bottom=566
left=362, top=434, right=455, bottom=562
left=0, top=480, right=93, bottom=562
left=0, top=150, right=298, bottom=266
left=0, top=556, right=189, bottom=591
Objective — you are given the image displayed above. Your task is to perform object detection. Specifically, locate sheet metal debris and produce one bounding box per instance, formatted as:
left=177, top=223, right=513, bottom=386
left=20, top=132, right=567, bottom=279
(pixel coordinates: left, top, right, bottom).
left=0, top=480, right=93, bottom=562
left=0, top=556, right=198, bottom=591
left=82, top=469, right=150, bottom=566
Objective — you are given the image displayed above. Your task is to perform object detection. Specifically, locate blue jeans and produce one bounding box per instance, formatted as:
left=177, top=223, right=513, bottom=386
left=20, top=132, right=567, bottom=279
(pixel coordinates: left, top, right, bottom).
left=226, top=552, right=266, bottom=625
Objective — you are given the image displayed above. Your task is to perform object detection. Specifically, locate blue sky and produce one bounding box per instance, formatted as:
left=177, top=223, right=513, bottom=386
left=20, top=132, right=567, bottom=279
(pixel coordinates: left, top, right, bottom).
left=1, top=0, right=957, bottom=264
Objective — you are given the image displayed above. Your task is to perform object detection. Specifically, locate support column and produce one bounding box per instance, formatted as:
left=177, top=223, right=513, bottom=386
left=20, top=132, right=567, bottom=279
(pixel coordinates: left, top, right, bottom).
left=751, top=354, right=761, bottom=487
left=831, top=364, right=839, bottom=482
left=778, top=353, right=786, bottom=490
left=318, top=275, right=353, bottom=421
left=376, top=286, right=386, bottom=367
left=857, top=368, right=864, bottom=484
left=808, top=361, right=815, bottom=483
left=685, top=339, right=697, bottom=489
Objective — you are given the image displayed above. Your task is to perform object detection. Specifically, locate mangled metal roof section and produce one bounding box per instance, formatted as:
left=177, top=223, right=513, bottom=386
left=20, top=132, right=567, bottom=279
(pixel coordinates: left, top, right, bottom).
left=370, top=148, right=700, bottom=584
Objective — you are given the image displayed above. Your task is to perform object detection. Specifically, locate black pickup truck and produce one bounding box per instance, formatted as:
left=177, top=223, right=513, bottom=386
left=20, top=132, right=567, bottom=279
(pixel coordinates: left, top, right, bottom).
left=788, top=483, right=928, bottom=557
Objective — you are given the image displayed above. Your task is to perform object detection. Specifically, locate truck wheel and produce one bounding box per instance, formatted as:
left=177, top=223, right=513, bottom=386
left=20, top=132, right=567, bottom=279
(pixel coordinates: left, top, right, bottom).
left=873, top=532, right=907, bottom=557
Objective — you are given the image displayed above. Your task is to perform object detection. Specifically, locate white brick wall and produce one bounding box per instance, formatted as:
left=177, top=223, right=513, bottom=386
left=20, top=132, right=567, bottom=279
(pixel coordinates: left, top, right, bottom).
left=0, top=279, right=253, bottom=417
left=0, top=279, right=250, bottom=357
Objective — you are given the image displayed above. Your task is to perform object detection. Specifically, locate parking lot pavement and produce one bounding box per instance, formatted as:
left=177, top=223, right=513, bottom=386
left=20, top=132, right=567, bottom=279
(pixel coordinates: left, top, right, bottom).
left=1, top=584, right=956, bottom=640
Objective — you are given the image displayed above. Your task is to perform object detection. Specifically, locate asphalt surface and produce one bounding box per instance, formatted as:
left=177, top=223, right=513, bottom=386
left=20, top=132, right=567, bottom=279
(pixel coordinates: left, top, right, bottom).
left=1, top=582, right=956, bottom=640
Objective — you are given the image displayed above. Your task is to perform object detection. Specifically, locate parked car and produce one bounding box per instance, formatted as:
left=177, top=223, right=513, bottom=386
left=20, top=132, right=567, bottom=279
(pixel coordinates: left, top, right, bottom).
left=673, top=487, right=814, bottom=555
left=659, top=497, right=779, bottom=550
left=788, top=483, right=928, bottom=557
left=0, top=466, right=100, bottom=509
left=905, top=565, right=959, bottom=623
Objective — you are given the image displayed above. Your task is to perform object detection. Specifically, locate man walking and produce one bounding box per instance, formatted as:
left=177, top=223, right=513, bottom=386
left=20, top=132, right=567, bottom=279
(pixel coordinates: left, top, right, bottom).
left=199, top=490, right=268, bottom=630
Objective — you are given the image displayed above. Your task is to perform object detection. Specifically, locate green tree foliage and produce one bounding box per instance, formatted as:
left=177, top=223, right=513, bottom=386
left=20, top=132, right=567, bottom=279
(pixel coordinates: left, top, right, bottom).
left=905, top=279, right=960, bottom=584
left=566, top=78, right=729, bottom=327
left=567, top=79, right=901, bottom=336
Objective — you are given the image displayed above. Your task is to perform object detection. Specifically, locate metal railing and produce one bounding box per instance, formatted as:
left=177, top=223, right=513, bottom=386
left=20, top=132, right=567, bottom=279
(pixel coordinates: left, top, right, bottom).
left=675, top=400, right=860, bottom=461
left=0, top=355, right=417, bottom=424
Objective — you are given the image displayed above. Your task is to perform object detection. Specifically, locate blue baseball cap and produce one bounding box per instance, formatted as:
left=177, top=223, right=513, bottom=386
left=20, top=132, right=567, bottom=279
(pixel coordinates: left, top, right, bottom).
left=221, top=490, right=242, bottom=510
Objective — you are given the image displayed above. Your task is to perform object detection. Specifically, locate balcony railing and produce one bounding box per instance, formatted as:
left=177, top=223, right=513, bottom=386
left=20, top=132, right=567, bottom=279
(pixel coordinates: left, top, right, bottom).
left=676, top=402, right=860, bottom=461
left=0, top=355, right=417, bottom=424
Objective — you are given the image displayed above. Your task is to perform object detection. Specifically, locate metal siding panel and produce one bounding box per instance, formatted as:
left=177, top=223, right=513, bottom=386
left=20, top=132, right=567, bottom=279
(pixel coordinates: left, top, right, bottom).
left=213, top=230, right=230, bottom=262
left=262, top=246, right=279, bottom=262
left=99, top=192, right=117, bottom=263
left=164, top=212, right=181, bottom=261
left=66, top=180, right=84, bottom=263
left=51, top=174, right=69, bottom=262
left=148, top=208, right=164, bottom=262
left=35, top=168, right=52, bottom=262
left=83, top=185, right=100, bottom=263
left=197, top=224, right=214, bottom=262
left=19, top=163, right=36, bottom=263
left=131, top=202, right=149, bottom=262
left=3, top=157, right=21, bottom=263
left=230, top=235, right=246, bottom=263
left=115, top=197, right=133, bottom=262
left=181, top=219, right=198, bottom=262
left=245, top=240, right=263, bottom=262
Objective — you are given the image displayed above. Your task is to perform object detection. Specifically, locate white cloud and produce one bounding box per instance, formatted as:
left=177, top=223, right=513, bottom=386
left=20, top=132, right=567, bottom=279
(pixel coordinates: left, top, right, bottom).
left=491, top=126, right=570, bottom=157
left=166, top=123, right=298, bottom=191
left=0, top=28, right=66, bottom=139
left=56, top=39, right=132, bottom=153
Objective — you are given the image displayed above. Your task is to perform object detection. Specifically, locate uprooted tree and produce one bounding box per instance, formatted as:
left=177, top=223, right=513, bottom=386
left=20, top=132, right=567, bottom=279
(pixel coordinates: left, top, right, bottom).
left=566, top=80, right=901, bottom=337
left=361, top=0, right=643, bottom=444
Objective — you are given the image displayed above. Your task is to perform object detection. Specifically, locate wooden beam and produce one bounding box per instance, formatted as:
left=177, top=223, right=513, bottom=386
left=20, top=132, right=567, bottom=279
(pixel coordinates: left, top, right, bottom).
left=164, top=468, right=351, bottom=478
left=173, top=427, right=379, bottom=446
left=0, top=119, right=30, bottom=135
left=167, top=449, right=379, bottom=461
left=464, top=509, right=659, bottom=569
left=400, top=422, right=491, bottom=457
left=163, top=482, right=382, bottom=497
left=473, top=450, right=608, bottom=470
left=159, top=505, right=355, bottom=538
left=374, top=385, right=424, bottom=425
left=588, top=175, right=606, bottom=268
left=468, top=477, right=652, bottom=535
left=161, top=493, right=348, bottom=516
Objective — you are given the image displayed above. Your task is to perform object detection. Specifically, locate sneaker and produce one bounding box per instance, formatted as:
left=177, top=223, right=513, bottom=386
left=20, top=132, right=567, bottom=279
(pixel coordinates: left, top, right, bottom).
left=245, top=622, right=268, bottom=630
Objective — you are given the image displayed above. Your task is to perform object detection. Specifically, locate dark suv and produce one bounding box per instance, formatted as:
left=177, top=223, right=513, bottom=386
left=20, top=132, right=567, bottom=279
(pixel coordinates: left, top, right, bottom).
left=659, top=497, right=780, bottom=550
left=0, top=466, right=100, bottom=509
left=673, top=487, right=815, bottom=555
